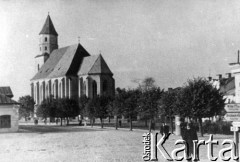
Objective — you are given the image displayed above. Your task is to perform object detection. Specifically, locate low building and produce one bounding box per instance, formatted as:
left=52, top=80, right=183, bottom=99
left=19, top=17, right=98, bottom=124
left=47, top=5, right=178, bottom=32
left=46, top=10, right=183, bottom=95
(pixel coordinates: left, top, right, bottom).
left=0, top=87, right=20, bottom=132
left=209, top=73, right=235, bottom=104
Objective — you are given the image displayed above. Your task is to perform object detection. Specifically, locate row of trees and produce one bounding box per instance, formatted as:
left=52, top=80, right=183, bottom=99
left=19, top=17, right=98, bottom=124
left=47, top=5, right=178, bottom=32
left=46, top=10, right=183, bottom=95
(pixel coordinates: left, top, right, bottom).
left=36, top=98, right=79, bottom=126
left=18, top=77, right=225, bottom=136
left=79, top=77, right=225, bottom=135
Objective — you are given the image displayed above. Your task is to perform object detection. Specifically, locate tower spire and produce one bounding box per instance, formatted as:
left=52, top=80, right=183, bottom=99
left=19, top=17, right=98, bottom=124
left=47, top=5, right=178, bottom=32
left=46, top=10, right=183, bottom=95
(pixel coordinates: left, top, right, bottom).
left=39, top=14, right=58, bottom=36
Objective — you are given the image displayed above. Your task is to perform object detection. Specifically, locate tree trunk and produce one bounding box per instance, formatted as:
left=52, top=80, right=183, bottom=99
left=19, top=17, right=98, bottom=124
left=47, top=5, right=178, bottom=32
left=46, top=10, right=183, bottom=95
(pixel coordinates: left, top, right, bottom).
left=100, top=118, right=103, bottom=128
left=170, top=116, right=173, bottom=134
left=91, top=118, right=93, bottom=127
left=60, top=118, right=63, bottom=126
left=115, top=116, right=118, bottom=130
left=145, top=120, right=148, bottom=128
left=129, top=116, right=132, bottom=131
left=67, top=117, right=69, bottom=126
left=149, top=119, right=152, bottom=132
left=198, top=117, right=203, bottom=137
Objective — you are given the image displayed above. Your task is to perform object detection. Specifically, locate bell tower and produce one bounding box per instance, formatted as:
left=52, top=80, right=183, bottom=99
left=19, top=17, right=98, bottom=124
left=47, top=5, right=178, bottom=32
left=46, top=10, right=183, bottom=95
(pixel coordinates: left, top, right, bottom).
left=35, top=14, right=58, bottom=73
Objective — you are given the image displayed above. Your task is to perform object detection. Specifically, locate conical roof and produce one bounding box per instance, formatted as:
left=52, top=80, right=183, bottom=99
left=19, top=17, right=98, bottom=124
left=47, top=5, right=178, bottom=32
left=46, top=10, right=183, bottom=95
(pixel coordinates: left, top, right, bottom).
left=39, top=15, right=58, bottom=36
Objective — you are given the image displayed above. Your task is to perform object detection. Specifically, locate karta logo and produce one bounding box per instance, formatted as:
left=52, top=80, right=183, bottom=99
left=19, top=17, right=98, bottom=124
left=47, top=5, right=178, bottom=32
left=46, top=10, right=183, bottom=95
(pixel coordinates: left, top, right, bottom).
left=142, top=133, right=239, bottom=161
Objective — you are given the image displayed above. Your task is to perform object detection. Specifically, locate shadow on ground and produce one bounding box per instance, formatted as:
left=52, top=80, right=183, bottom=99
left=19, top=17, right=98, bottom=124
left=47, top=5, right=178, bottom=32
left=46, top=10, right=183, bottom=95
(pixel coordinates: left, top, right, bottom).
left=19, top=125, right=104, bottom=134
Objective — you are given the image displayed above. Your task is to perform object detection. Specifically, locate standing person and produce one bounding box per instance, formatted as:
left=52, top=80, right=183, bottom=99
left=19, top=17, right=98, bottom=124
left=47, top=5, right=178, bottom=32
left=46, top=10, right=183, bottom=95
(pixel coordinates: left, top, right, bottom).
left=160, top=123, right=165, bottom=136
left=181, top=122, right=198, bottom=162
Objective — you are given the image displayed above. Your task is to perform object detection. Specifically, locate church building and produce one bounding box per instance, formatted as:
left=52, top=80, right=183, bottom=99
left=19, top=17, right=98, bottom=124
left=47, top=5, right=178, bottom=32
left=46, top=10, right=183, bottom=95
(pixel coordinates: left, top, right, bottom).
left=31, top=15, right=115, bottom=107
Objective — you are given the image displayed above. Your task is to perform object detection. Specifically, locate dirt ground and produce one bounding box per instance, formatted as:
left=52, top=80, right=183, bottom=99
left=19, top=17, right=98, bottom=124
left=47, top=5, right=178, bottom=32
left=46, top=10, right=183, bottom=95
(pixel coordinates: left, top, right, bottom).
left=0, top=125, right=237, bottom=162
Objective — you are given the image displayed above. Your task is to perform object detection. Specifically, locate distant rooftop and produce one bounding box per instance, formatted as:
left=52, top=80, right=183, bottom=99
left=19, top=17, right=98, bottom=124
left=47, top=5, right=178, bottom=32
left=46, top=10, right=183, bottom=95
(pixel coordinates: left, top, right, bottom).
left=0, top=86, right=13, bottom=98
left=0, top=87, right=18, bottom=105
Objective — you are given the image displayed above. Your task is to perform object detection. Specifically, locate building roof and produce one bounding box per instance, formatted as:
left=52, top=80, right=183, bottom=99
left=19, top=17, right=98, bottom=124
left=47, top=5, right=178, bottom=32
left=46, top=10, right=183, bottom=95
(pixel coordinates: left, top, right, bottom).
left=31, top=43, right=90, bottom=80
left=0, top=87, right=13, bottom=98
left=39, top=15, right=58, bottom=36
left=78, top=54, right=113, bottom=75
left=0, top=94, right=18, bottom=105
left=219, top=77, right=235, bottom=95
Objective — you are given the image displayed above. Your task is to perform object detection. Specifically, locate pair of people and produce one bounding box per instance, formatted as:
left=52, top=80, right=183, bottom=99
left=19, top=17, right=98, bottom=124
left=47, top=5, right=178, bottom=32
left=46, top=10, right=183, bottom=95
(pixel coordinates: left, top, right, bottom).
left=181, top=122, right=198, bottom=162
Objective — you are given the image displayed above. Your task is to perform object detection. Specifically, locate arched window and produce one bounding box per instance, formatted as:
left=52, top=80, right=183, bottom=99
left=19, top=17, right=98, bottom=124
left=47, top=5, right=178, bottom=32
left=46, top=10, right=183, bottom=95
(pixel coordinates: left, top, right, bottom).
left=45, top=37, right=47, bottom=42
left=92, top=81, right=97, bottom=98
left=103, top=80, right=108, bottom=93
left=0, top=115, right=11, bottom=128
left=45, top=46, right=47, bottom=51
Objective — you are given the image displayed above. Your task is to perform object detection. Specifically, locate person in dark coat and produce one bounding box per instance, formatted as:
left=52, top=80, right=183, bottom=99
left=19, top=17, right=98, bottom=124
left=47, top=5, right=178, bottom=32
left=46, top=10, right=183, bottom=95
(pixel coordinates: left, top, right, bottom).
left=181, top=122, right=198, bottom=162
left=160, top=123, right=164, bottom=136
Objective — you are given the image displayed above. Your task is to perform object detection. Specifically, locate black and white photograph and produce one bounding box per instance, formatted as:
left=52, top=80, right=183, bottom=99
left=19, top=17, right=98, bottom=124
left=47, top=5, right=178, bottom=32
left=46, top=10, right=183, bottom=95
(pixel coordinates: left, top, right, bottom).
left=1, top=0, right=240, bottom=161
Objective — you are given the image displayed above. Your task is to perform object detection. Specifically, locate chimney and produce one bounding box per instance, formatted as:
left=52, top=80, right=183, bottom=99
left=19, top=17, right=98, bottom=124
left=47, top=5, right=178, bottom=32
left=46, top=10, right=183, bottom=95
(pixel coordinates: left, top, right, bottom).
left=208, top=76, right=212, bottom=81
left=217, top=74, right=222, bottom=80
left=226, top=73, right=232, bottom=78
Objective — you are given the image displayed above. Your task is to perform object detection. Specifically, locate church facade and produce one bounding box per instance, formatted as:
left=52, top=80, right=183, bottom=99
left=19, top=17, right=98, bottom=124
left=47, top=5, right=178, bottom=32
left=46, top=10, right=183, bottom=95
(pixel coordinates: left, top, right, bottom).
left=31, top=15, right=115, bottom=107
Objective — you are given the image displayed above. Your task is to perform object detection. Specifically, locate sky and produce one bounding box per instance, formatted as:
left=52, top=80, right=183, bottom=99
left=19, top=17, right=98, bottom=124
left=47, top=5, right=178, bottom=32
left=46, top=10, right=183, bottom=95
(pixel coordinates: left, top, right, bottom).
left=0, top=0, right=240, bottom=100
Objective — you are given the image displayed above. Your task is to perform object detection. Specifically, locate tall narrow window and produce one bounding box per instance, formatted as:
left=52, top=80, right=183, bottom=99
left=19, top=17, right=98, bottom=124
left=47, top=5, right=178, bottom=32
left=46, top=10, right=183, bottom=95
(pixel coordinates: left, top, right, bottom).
left=103, top=80, right=108, bottom=93
left=38, top=64, right=40, bottom=71
left=45, top=46, right=47, bottom=51
left=92, top=81, right=97, bottom=98
left=45, top=37, right=47, bottom=42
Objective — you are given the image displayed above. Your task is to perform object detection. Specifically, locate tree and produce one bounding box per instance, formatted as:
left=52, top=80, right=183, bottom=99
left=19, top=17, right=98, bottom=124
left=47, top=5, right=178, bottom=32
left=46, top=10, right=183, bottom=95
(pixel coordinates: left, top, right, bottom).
left=18, top=95, right=35, bottom=120
left=108, top=88, right=124, bottom=129
left=133, top=77, right=156, bottom=91
left=159, top=90, right=178, bottom=133
left=94, top=95, right=111, bottom=128
left=85, top=98, right=96, bottom=127
left=177, top=78, right=225, bottom=136
left=122, top=89, right=141, bottom=131
left=79, top=95, right=89, bottom=120
left=141, top=77, right=156, bottom=91
left=56, top=98, right=79, bottom=126
left=36, top=99, right=51, bottom=120
left=139, top=87, right=163, bottom=132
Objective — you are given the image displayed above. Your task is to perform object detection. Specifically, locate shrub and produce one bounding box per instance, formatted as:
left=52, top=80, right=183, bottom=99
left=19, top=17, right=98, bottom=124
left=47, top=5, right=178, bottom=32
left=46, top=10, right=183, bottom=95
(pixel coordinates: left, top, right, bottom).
left=202, top=120, right=232, bottom=135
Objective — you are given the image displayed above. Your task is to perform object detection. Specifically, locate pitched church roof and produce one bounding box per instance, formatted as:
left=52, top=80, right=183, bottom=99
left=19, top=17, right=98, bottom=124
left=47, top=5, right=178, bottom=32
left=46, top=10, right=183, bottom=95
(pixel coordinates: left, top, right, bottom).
left=219, top=77, right=235, bottom=95
left=78, top=54, right=113, bottom=75
left=31, top=43, right=90, bottom=80
left=39, top=15, right=58, bottom=36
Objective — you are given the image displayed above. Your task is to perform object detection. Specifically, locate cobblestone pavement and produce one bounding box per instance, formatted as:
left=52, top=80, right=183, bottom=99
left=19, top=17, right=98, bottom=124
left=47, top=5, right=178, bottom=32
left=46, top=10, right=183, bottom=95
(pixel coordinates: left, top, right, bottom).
left=0, top=125, right=236, bottom=162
